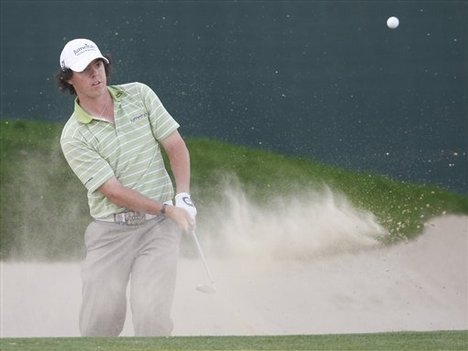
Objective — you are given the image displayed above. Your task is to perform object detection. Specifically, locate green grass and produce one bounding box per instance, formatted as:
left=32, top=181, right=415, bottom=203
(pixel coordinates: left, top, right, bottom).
left=1, top=119, right=467, bottom=260
left=1, top=331, right=467, bottom=350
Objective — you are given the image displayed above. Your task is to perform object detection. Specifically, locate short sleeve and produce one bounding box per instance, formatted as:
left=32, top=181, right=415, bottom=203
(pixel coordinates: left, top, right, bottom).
left=61, top=137, right=115, bottom=193
left=139, top=83, right=180, bottom=141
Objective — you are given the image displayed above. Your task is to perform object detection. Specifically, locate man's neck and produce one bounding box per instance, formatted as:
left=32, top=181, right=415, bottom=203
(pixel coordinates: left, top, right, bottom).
left=78, top=90, right=114, bottom=122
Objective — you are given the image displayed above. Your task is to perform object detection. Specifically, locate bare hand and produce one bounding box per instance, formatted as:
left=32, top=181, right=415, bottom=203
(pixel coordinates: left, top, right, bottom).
left=164, top=205, right=195, bottom=233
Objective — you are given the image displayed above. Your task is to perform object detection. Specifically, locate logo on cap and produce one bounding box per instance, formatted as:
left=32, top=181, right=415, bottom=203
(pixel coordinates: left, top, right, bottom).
left=73, top=43, right=97, bottom=56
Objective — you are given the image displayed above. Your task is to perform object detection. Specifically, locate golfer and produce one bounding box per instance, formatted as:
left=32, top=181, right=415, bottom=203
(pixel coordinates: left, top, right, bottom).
left=57, top=38, right=196, bottom=336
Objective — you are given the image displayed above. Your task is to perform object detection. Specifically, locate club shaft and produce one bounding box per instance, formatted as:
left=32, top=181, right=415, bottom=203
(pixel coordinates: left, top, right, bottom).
left=191, top=231, right=215, bottom=284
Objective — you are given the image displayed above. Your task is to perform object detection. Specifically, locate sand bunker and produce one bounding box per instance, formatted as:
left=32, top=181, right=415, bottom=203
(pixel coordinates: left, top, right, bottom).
left=1, top=216, right=468, bottom=337
left=1, top=215, right=467, bottom=337
left=173, top=215, right=467, bottom=335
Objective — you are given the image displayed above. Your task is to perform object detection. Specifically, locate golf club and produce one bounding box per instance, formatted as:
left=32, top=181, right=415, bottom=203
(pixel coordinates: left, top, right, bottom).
left=191, top=230, right=216, bottom=294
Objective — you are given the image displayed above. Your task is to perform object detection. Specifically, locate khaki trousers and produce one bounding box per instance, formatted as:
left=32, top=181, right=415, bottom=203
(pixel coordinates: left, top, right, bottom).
left=79, top=217, right=180, bottom=336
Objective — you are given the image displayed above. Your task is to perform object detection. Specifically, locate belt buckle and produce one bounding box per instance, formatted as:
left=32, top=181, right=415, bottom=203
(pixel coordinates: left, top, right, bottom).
left=125, top=212, right=146, bottom=225
left=114, top=212, right=146, bottom=225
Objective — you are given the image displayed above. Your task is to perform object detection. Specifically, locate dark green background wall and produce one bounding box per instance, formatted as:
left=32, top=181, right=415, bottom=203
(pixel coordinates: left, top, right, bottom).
left=1, top=0, right=467, bottom=193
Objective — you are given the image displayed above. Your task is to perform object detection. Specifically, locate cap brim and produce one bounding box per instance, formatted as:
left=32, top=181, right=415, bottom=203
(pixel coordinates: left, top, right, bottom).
left=69, top=53, right=109, bottom=72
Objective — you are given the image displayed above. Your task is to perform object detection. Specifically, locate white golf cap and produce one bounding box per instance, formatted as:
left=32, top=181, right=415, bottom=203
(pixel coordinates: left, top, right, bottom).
left=59, top=38, right=109, bottom=72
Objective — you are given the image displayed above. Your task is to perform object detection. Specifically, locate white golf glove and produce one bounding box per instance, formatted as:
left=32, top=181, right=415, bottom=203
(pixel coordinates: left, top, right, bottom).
left=175, top=192, right=197, bottom=220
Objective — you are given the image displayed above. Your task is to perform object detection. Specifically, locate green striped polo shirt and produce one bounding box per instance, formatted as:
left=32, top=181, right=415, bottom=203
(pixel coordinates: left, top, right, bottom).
left=60, top=82, right=179, bottom=219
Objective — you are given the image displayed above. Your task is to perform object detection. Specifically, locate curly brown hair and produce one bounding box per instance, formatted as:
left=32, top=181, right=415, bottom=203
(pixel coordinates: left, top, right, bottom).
left=55, top=55, right=112, bottom=95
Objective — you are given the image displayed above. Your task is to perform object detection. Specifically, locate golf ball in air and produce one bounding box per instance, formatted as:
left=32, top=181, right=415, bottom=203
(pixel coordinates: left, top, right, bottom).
left=387, top=16, right=399, bottom=29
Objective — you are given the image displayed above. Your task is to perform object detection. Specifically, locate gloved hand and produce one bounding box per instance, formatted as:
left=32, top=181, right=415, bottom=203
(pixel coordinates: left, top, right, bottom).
left=175, top=192, right=197, bottom=220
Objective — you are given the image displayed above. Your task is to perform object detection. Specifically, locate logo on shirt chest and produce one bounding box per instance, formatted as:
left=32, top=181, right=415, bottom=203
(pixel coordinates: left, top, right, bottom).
left=130, top=112, right=148, bottom=123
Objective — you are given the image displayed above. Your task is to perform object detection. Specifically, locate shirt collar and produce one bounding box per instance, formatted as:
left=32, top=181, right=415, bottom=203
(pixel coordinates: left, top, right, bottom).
left=73, top=85, right=125, bottom=124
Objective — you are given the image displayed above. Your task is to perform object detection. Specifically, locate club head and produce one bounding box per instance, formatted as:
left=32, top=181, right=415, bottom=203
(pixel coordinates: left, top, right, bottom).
left=196, top=284, right=217, bottom=294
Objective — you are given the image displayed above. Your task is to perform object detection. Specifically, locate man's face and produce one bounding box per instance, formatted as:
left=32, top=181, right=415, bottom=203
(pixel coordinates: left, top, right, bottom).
left=67, top=59, right=107, bottom=99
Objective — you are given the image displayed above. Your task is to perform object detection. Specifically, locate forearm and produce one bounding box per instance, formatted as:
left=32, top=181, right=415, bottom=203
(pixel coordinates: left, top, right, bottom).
left=169, top=144, right=191, bottom=194
left=98, top=177, right=163, bottom=215
left=162, top=131, right=191, bottom=194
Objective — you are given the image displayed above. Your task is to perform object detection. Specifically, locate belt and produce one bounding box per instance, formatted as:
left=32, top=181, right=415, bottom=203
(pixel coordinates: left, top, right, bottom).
left=96, top=211, right=164, bottom=226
